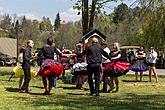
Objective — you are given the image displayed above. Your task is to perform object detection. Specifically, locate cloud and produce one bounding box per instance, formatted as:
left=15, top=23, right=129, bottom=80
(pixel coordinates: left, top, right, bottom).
left=0, top=7, right=3, bottom=10
left=0, top=6, right=40, bottom=21
left=60, top=8, right=81, bottom=22
left=17, top=13, right=41, bottom=21
left=0, top=6, right=5, bottom=15
left=0, top=7, right=6, bottom=20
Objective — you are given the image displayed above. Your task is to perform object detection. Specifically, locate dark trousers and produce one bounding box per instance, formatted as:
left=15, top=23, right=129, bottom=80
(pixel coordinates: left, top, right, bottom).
left=102, top=63, right=108, bottom=91
left=102, top=71, right=107, bottom=91
left=21, top=65, right=31, bottom=91
left=42, top=76, right=53, bottom=89
left=87, top=63, right=101, bottom=94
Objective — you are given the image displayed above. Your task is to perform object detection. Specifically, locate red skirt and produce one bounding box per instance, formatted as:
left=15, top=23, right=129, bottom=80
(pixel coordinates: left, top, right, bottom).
left=38, top=59, right=64, bottom=77
left=103, top=61, right=131, bottom=77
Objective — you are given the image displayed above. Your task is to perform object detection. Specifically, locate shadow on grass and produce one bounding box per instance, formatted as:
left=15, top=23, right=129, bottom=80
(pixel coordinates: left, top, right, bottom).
left=57, top=86, right=89, bottom=91
left=29, top=92, right=45, bottom=95
left=0, top=71, right=12, bottom=76
left=6, top=87, right=19, bottom=92
left=122, top=80, right=148, bottom=83
left=27, top=93, right=165, bottom=110
left=32, top=86, right=44, bottom=89
left=0, top=79, right=16, bottom=82
left=67, top=93, right=85, bottom=96
left=57, top=86, right=77, bottom=90
left=8, top=93, right=160, bottom=110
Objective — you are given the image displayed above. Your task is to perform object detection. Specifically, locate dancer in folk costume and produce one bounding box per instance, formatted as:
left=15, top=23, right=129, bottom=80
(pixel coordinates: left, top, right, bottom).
left=71, top=43, right=87, bottom=89
left=100, top=41, right=111, bottom=92
left=130, top=45, right=148, bottom=81
left=13, top=46, right=37, bottom=90
left=104, top=43, right=130, bottom=92
left=19, top=40, right=34, bottom=93
left=38, top=37, right=64, bottom=95
left=82, top=37, right=111, bottom=96
left=146, top=47, right=158, bottom=82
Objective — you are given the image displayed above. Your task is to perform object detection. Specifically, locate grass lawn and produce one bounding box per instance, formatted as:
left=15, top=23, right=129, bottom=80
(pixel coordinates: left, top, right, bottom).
left=0, top=70, right=165, bottom=110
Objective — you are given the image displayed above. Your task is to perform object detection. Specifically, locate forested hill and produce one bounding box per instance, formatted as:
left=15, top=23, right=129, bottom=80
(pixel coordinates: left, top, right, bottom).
left=0, top=1, right=165, bottom=51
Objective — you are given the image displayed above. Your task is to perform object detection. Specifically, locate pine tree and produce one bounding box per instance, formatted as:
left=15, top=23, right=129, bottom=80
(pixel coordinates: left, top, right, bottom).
left=15, top=20, right=20, bottom=33
left=54, top=13, right=61, bottom=31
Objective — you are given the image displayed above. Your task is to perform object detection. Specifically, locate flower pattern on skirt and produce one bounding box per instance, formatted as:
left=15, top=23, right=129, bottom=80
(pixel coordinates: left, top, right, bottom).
left=38, top=59, right=64, bottom=77
left=130, top=60, right=148, bottom=72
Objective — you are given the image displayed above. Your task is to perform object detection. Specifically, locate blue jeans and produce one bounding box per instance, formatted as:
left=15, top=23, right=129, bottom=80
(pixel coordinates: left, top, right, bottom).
left=52, top=77, right=56, bottom=88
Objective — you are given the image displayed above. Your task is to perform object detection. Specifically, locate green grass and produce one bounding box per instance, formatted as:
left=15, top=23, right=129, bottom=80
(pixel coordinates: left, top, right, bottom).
left=0, top=71, right=165, bottom=110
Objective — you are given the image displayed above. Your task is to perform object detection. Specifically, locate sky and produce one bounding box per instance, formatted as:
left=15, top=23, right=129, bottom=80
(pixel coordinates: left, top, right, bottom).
left=0, top=0, right=136, bottom=23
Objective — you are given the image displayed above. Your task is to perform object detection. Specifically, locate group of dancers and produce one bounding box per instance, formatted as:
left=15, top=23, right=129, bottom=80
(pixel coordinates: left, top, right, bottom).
left=14, top=36, right=158, bottom=96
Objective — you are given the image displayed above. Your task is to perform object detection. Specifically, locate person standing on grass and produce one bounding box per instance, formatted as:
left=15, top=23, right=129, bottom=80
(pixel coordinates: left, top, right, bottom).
left=16, top=46, right=25, bottom=90
left=82, top=37, right=111, bottom=96
left=107, top=43, right=121, bottom=92
left=146, top=47, right=158, bottom=82
left=19, top=40, right=34, bottom=93
left=130, top=45, right=148, bottom=81
left=72, top=42, right=85, bottom=89
left=101, top=41, right=111, bottom=92
left=103, top=43, right=131, bottom=93
left=38, top=37, right=63, bottom=95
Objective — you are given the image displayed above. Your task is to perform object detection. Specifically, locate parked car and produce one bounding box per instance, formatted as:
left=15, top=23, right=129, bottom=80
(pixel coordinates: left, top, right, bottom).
left=0, top=55, right=16, bottom=66
left=156, top=51, right=165, bottom=69
left=120, top=46, right=140, bottom=64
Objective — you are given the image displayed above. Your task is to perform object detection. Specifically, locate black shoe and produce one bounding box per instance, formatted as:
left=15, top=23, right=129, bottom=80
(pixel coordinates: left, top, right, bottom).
left=96, top=93, right=100, bottom=96
left=89, top=92, right=95, bottom=96
left=43, top=91, right=51, bottom=95
left=42, top=91, right=48, bottom=95
left=100, top=89, right=107, bottom=92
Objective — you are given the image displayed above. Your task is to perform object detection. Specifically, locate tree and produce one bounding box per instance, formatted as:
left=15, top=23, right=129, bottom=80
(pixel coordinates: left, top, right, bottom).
left=113, top=3, right=129, bottom=24
left=136, top=0, right=165, bottom=50
left=0, top=14, right=12, bottom=31
left=54, top=13, right=61, bottom=31
left=74, top=0, right=118, bottom=35
left=40, top=17, right=53, bottom=32
left=20, top=16, right=33, bottom=39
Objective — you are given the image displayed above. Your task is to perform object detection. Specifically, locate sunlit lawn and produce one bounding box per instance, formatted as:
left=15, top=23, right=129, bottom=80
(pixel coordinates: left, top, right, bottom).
left=0, top=70, right=165, bottom=110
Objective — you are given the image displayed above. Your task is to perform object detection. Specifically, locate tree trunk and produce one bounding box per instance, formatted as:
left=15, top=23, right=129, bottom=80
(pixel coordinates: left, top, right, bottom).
left=82, top=0, right=89, bottom=35
left=89, top=0, right=97, bottom=31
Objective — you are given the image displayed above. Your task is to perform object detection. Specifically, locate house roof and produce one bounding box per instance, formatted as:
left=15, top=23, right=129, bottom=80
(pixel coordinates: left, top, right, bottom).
left=0, top=37, right=17, bottom=57
left=81, top=29, right=106, bottom=41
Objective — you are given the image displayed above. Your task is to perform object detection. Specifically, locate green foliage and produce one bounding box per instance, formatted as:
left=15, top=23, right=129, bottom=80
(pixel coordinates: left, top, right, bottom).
left=140, top=5, right=165, bottom=50
left=0, top=70, right=165, bottom=109
left=113, top=3, right=129, bottom=24
left=54, top=13, right=61, bottom=31
left=1, top=0, right=165, bottom=51
left=39, top=17, right=53, bottom=32
left=0, top=14, right=12, bottom=30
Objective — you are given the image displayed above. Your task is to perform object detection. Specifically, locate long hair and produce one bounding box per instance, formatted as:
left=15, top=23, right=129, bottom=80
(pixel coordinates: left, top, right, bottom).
left=113, top=42, right=120, bottom=51
left=19, top=46, right=25, bottom=53
left=47, top=37, right=54, bottom=46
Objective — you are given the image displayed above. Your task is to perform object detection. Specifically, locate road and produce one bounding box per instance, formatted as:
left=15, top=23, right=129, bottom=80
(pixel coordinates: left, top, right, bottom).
left=127, top=69, right=165, bottom=76
left=0, top=67, right=165, bottom=76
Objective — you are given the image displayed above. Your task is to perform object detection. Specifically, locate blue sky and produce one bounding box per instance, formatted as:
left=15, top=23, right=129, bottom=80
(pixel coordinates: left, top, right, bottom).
left=0, top=0, right=136, bottom=23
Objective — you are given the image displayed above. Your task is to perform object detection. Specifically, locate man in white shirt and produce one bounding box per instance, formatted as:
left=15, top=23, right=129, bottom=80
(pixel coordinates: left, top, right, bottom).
left=146, top=47, right=158, bottom=82
left=101, top=41, right=111, bottom=92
